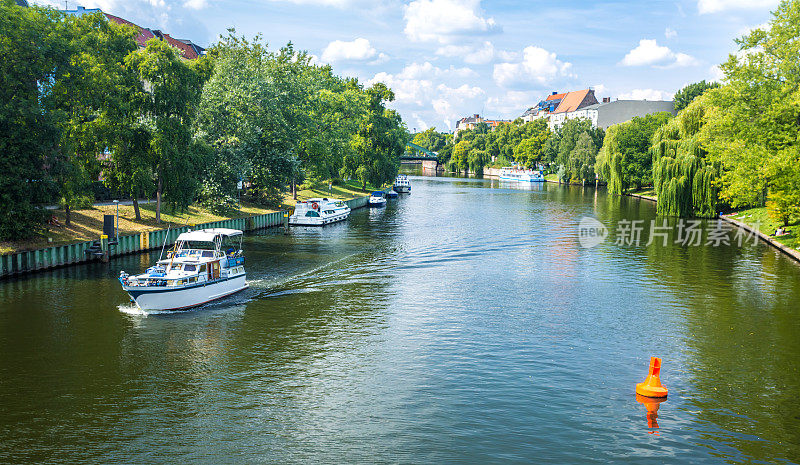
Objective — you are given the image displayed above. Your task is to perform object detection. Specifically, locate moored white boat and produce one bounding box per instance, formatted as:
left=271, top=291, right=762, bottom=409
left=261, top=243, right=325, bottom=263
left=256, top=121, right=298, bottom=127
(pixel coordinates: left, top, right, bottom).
left=119, top=228, right=247, bottom=311
left=393, top=174, right=411, bottom=193
left=369, top=191, right=387, bottom=207
left=289, top=198, right=351, bottom=226
left=499, top=167, right=545, bottom=182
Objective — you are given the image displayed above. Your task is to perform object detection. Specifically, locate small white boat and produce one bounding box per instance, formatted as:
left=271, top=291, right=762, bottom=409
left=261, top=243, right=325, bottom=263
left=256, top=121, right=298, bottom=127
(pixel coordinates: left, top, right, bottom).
left=499, top=167, right=545, bottom=182
left=119, top=228, right=247, bottom=311
left=393, top=174, right=411, bottom=193
left=289, top=198, right=351, bottom=226
left=369, top=191, right=387, bottom=207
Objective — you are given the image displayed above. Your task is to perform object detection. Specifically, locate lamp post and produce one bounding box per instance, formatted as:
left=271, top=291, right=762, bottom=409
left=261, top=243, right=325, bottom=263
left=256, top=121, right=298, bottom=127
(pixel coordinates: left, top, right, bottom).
left=112, top=199, right=119, bottom=240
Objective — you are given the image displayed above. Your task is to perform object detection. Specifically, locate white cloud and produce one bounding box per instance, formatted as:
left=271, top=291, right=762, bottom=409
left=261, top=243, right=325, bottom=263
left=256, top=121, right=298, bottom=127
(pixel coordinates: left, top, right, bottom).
left=493, top=46, right=573, bottom=88
left=396, top=61, right=476, bottom=79
left=436, top=41, right=517, bottom=65
left=321, top=38, right=377, bottom=62
left=621, top=39, right=698, bottom=68
left=709, top=64, right=725, bottom=81
left=411, top=113, right=429, bottom=131
left=485, top=90, right=538, bottom=116
left=665, top=27, right=677, bottom=39
left=698, top=0, right=779, bottom=14
left=592, top=84, right=609, bottom=97
left=618, top=89, right=673, bottom=101
left=404, top=0, right=499, bottom=43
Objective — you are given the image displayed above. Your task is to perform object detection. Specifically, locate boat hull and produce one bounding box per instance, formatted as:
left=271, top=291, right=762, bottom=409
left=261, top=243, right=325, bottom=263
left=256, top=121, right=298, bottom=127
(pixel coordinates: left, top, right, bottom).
left=393, top=185, right=411, bottom=193
left=369, top=199, right=386, bottom=207
left=499, top=176, right=545, bottom=182
left=124, top=275, right=248, bottom=311
left=289, top=211, right=350, bottom=226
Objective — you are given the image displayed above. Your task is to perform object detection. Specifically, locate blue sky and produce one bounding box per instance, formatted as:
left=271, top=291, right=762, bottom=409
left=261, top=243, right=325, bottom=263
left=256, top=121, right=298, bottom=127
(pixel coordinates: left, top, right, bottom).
left=37, top=0, right=777, bottom=131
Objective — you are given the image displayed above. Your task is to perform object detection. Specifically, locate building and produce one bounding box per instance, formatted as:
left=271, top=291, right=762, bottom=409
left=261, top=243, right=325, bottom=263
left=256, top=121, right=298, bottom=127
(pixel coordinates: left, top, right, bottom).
left=575, top=99, right=676, bottom=129
left=545, top=89, right=599, bottom=130
left=62, top=6, right=205, bottom=60
left=454, top=114, right=510, bottom=139
left=522, top=88, right=676, bottom=130
left=522, top=92, right=566, bottom=122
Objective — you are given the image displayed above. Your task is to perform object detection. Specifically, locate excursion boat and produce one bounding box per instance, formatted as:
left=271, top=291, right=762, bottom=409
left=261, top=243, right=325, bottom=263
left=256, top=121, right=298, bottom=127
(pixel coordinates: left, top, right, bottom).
left=393, top=174, right=411, bottom=193
left=499, top=167, right=545, bottom=182
left=289, top=198, right=351, bottom=226
left=369, top=191, right=387, bottom=207
left=119, top=228, right=247, bottom=311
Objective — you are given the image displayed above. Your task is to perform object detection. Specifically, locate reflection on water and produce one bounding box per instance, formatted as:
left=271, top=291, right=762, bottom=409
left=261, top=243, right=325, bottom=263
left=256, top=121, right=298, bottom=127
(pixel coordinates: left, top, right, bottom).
left=0, top=168, right=799, bottom=463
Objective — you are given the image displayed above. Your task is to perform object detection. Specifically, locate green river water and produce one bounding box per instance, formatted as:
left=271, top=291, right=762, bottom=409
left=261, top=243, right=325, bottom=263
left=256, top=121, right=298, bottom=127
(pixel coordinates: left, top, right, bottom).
left=0, top=171, right=799, bottom=463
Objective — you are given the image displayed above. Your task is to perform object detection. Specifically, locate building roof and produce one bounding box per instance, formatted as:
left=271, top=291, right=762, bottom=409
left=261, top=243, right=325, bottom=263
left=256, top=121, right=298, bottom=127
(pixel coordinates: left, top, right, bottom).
left=553, top=89, right=598, bottom=114
left=546, top=92, right=566, bottom=101
left=62, top=7, right=203, bottom=59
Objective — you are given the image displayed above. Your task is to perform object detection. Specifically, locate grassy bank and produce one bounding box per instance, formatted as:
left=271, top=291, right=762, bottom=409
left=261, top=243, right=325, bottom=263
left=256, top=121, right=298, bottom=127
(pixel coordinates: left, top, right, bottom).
left=2, top=180, right=379, bottom=254
left=282, top=180, right=381, bottom=207
left=627, top=188, right=657, bottom=201
left=726, top=206, right=800, bottom=250
left=0, top=202, right=278, bottom=254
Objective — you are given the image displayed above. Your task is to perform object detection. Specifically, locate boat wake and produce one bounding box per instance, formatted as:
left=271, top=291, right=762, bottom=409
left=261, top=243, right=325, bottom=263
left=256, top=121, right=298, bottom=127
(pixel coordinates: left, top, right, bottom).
left=117, top=303, right=184, bottom=317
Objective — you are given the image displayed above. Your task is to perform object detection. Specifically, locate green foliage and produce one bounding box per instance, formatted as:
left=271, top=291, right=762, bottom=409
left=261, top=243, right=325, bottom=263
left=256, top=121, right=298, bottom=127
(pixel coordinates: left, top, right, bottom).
left=701, top=1, right=800, bottom=223
left=596, top=112, right=673, bottom=194
left=549, top=118, right=604, bottom=183
left=127, top=38, right=203, bottom=221
left=673, top=80, right=721, bottom=112
left=651, top=96, right=721, bottom=217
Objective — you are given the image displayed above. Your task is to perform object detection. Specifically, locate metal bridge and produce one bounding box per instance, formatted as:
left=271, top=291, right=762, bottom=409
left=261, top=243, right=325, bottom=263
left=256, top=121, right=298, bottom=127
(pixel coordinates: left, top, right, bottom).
left=401, top=142, right=438, bottom=160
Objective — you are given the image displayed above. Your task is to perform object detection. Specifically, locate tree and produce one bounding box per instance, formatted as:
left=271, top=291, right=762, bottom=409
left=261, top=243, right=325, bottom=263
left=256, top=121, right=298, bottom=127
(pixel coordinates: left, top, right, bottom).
left=450, top=140, right=471, bottom=174
left=651, top=95, right=721, bottom=217
left=0, top=1, right=65, bottom=239
left=701, top=1, right=800, bottom=224
left=45, top=12, right=141, bottom=225
left=411, top=128, right=448, bottom=154
left=126, top=38, right=203, bottom=222
left=596, top=112, right=673, bottom=194
left=550, top=118, right=604, bottom=183
left=674, top=80, right=720, bottom=112
left=512, top=120, right=549, bottom=168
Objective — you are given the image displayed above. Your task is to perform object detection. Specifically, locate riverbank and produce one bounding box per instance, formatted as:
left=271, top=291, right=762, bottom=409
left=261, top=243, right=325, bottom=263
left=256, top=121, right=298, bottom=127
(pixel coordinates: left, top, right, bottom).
left=1, top=180, right=378, bottom=255
left=624, top=188, right=800, bottom=264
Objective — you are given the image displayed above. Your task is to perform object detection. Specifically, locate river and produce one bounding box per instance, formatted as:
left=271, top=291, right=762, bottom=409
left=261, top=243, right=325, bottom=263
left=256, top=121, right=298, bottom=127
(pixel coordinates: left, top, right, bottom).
left=1, top=171, right=799, bottom=464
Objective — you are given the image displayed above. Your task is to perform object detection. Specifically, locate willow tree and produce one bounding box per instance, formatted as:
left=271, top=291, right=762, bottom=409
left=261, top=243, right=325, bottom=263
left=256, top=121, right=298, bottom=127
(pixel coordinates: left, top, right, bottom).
left=597, top=112, right=672, bottom=195
left=651, top=96, right=721, bottom=218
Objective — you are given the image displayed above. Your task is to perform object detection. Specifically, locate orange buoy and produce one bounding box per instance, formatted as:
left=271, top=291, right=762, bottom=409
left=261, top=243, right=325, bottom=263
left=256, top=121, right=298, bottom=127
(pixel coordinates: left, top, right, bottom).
left=636, top=357, right=668, bottom=398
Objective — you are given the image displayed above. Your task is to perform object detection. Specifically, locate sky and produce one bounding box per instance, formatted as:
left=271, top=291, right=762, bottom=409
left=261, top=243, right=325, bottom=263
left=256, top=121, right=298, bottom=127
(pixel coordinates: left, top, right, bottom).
left=33, top=0, right=779, bottom=132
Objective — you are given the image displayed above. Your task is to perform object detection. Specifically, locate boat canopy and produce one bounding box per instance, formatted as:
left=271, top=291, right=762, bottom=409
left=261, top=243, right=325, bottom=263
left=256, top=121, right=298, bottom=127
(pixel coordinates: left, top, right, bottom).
left=176, top=228, right=243, bottom=243
left=371, top=191, right=385, bottom=196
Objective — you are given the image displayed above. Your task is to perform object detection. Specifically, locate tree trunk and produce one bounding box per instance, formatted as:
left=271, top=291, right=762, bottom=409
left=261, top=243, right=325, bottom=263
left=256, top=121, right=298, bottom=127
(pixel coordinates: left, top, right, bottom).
left=65, top=204, right=71, bottom=227
left=133, top=198, right=141, bottom=221
left=292, top=178, right=297, bottom=201
left=156, top=175, right=162, bottom=224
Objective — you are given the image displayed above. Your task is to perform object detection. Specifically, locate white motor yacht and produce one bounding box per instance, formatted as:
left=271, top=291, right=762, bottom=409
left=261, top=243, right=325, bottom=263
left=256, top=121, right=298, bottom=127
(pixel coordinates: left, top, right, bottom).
left=119, top=228, right=247, bottom=311
left=369, top=191, right=387, bottom=207
left=393, top=174, right=411, bottom=193
left=499, top=167, right=545, bottom=182
left=289, top=198, right=351, bottom=226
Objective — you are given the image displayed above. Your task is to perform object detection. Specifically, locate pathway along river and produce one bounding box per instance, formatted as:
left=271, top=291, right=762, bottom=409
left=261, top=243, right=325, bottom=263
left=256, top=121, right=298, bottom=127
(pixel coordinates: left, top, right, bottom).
left=1, top=171, right=799, bottom=464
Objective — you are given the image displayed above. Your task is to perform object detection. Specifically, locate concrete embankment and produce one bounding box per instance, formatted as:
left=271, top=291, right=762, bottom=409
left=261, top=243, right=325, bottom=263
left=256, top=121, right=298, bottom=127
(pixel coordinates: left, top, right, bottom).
left=0, top=195, right=369, bottom=279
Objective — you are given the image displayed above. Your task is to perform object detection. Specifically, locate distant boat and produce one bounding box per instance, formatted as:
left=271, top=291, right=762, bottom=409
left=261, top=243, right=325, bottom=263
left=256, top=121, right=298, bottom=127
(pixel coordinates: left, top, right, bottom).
left=499, top=167, right=545, bottom=182
left=119, top=228, right=247, bottom=311
left=369, top=191, right=387, bottom=207
left=289, top=198, right=351, bottom=226
left=386, top=190, right=399, bottom=199
left=393, top=174, right=411, bottom=193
